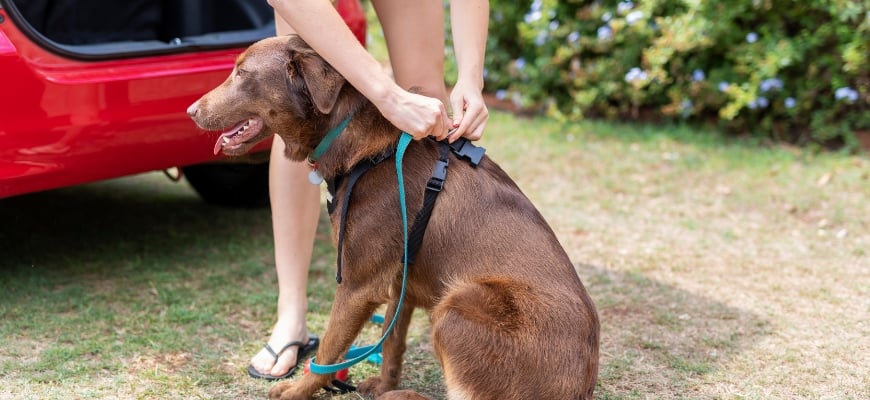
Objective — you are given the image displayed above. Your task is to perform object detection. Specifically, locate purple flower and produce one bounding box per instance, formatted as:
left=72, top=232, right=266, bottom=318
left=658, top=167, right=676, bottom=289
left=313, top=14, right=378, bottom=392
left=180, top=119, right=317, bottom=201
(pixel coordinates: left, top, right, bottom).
left=834, top=87, right=859, bottom=103
left=625, top=67, right=648, bottom=83
left=515, top=58, right=527, bottom=71
left=784, top=97, right=796, bottom=109
left=748, top=96, right=769, bottom=109
left=680, top=99, right=694, bottom=117
left=746, top=32, right=759, bottom=43
left=626, top=10, right=644, bottom=25
left=760, top=78, right=783, bottom=92
left=692, top=69, right=706, bottom=82
left=535, top=31, right=548, bottom=46
left=568, top=31, right=581, bottom=43
left=525, top=0, right=543, bottom=24
left=597, top=25, right=613, bottom=41
left=617, top=1, right=635, bottom=14
left=718, top=81, right=730, bottom=92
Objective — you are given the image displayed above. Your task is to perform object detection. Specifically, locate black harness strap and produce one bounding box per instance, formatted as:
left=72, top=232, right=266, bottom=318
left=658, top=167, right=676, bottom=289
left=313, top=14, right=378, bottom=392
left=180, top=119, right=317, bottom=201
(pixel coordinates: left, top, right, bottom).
left=334, top=163, right=372, bottom=284
left=327, top=138, right=485, bottom=283
left=330, top=150, right=394, bottom=284
left=404, top=141, right=450, bottom=265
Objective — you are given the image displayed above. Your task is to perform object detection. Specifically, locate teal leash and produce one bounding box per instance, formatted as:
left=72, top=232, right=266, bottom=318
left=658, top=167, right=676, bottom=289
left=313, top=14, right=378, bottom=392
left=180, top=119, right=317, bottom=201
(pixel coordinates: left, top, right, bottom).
left=309, top=132, right=414, bottom=375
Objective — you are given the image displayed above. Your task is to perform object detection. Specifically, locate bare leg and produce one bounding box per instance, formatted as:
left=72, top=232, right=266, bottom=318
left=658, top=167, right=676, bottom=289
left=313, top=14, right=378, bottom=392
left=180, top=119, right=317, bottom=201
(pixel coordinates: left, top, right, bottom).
left=350, top=0, right=447, bottom=395
left=255, top=0, right=447, bottom=382
left=248, top=14, right=321, bottom=378
left=371, top=0, right=448, bottom=104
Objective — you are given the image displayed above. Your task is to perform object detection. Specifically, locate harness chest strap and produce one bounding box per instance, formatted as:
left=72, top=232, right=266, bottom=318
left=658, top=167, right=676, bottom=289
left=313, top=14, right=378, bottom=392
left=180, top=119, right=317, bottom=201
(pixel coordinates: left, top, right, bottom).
left=330, top=148, right=394, bottom=284
left=328, top=139, right=458, bottom=282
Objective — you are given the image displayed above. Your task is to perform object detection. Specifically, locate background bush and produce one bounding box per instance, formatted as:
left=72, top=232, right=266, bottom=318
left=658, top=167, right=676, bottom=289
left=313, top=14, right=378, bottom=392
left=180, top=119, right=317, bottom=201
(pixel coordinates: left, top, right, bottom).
left=461, top=0, right=870, bottom=148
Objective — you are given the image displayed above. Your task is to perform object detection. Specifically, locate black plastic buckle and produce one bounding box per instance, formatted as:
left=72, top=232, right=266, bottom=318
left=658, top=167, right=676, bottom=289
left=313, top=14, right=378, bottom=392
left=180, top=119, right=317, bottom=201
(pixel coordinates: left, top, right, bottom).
left=447, top=138, right=485, bottom=167
left=426, top=159, right=449, bottom=192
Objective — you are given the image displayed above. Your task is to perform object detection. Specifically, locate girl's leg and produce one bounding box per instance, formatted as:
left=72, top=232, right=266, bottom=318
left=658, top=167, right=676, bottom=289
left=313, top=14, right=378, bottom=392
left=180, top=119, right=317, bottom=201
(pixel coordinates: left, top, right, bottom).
left=371, top=0, right=448, bottom=104
left=248, top=14, right=320, bottom=378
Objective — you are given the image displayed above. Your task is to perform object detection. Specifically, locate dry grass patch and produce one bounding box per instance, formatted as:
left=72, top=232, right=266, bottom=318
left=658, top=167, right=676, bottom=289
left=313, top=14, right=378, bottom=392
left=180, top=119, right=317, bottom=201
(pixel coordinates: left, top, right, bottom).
left=483, top=114, right=868, bottom=399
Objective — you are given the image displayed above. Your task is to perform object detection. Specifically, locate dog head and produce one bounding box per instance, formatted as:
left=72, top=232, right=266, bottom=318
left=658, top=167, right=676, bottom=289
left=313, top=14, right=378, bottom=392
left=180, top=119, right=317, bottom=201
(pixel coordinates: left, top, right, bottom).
left=187, top=35, right=349, bottom=160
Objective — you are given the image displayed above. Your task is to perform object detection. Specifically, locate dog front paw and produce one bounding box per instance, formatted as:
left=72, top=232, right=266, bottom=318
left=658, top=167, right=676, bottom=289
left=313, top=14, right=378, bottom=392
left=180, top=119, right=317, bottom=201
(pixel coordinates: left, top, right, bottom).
left=358, top=376, right=398, bottom=397
left=267, top=381, right=309, bottom=400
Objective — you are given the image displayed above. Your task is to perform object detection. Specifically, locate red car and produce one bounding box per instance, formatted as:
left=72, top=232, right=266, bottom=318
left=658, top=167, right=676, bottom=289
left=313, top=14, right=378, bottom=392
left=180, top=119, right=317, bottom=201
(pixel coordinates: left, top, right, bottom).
left=0, top=0, right=365, bottom=207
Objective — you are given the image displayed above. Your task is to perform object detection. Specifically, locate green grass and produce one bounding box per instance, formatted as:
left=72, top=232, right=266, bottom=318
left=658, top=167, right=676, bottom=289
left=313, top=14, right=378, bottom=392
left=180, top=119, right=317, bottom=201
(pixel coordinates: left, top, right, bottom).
left=1, top=112, right=869, bottom=399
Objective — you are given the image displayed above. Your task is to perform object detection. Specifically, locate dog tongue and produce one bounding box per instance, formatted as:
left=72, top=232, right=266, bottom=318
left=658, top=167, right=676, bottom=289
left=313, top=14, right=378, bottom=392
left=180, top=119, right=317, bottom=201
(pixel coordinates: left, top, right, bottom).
left=213, top=120, right=249, bottom=155
left=213, top=134, right=227, bottom=155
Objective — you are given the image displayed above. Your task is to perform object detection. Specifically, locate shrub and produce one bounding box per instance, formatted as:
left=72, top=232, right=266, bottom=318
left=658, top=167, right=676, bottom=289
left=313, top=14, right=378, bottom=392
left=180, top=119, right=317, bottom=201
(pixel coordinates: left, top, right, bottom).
left=470, top=0, right=870, bottom=148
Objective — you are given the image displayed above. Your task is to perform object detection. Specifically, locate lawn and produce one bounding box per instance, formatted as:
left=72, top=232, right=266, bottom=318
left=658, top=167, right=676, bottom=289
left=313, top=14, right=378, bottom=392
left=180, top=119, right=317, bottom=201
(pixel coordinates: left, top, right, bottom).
left=1, top=111, right=868, bottom=400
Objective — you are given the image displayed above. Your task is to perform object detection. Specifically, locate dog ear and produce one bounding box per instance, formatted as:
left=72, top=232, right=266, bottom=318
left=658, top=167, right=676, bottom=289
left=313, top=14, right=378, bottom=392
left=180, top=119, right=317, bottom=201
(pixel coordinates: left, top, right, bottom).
left=301, top=56, right=345, bottom=114
left=287, top=41, right=346, bottom=115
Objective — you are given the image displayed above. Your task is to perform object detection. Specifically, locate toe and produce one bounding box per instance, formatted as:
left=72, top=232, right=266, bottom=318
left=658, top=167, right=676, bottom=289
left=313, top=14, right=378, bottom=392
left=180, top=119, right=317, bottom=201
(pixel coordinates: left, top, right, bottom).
left=270, top=353, right=295, bottom=376
left=251, top=345, right=294, bottom=376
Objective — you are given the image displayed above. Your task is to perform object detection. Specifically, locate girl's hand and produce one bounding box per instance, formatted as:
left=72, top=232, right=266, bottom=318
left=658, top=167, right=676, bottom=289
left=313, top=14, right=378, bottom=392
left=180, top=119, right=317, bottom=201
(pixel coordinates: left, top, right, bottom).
left=378, top=88, right=453, bottom=141
left=448, top=78, right=489, bottom=142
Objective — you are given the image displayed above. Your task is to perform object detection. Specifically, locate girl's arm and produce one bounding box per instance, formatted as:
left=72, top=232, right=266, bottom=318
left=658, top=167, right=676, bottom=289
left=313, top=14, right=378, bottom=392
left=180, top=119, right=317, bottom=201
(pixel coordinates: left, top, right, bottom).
left=448, top=0, right=490, bottom=141
left=268, top=0, right=452, bottom=140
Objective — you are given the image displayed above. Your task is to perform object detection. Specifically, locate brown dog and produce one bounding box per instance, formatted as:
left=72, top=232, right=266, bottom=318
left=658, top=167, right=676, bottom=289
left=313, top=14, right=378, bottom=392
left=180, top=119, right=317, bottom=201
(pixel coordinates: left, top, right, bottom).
left=188, top=35, right=599, bottom=400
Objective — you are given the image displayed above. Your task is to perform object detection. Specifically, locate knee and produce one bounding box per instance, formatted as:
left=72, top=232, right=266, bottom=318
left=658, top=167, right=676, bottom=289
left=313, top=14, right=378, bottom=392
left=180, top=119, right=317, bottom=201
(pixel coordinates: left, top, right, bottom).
left=404, top=82, right=447, bottom=103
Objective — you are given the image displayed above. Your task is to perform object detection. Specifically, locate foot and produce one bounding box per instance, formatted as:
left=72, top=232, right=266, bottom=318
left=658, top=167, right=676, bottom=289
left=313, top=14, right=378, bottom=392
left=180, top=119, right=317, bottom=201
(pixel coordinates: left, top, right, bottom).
left=249, top=318, right=310, bottom=378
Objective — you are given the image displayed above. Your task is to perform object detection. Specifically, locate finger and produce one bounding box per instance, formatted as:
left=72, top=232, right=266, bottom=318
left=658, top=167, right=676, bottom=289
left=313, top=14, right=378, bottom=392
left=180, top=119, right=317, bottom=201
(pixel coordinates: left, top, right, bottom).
left=452, top=101, right=483, bottom=140
left=431, top=106, right=452, bottom=141
left=450, top=96, right=465, bottom=129
left=437, top=105, right=453, bottom=140
left=449, top=105, right=480, bottom=143
left=461, top=105, right=489, bottom=141
left=448, top=123, right=467, bottom=143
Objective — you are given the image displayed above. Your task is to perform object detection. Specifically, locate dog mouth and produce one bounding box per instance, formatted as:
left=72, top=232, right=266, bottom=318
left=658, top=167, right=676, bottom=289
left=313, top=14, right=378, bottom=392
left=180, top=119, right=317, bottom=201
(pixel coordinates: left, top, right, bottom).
left=213, top=118, right=265, bottom=155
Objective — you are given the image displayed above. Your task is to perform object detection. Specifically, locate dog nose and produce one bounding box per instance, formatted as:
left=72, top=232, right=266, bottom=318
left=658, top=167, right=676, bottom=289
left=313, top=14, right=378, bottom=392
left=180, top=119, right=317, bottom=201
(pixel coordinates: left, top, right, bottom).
left=187, top=101, right=199, bottom=118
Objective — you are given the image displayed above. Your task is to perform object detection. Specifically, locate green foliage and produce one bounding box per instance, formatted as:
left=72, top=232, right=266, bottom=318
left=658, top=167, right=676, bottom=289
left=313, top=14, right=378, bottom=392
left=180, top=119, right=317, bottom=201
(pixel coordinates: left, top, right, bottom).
left=476, top=0, right=870, bottom=147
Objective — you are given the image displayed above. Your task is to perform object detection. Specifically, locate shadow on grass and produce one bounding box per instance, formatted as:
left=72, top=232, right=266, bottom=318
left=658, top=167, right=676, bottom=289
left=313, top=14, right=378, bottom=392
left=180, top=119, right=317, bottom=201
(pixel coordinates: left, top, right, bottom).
left=0, top=175, right=284, bottom=388
left=577, top=263, right=770, bottom=399
left=0, top=175, right=271, bottom=274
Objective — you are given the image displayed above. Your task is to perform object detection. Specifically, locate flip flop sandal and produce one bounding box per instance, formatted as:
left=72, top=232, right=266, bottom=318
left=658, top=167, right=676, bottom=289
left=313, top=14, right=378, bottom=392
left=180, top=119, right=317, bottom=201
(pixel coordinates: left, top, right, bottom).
left=247, top=334, right=320, bottom=381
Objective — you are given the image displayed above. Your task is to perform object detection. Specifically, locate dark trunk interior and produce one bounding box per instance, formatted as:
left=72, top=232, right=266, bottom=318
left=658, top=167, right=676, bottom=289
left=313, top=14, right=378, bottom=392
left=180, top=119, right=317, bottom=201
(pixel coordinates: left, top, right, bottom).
left=4, top=0, right=274, bottom=59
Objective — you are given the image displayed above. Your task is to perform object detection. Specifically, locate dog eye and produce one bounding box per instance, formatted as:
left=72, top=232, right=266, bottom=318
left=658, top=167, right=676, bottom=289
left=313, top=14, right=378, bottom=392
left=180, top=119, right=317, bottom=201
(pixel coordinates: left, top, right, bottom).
left=236, top=68, right=247, bottom=77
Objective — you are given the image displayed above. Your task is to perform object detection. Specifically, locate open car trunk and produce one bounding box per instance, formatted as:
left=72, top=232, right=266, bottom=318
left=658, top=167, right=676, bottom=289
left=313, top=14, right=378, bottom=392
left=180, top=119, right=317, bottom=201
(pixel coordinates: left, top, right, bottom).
left=1, top=0, right=275, bottom=60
